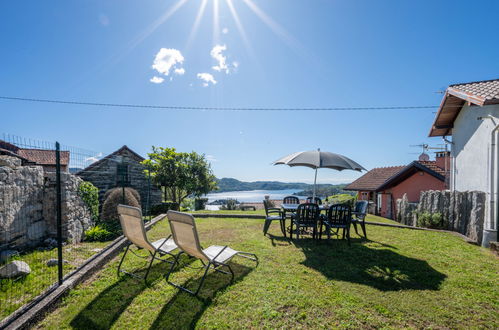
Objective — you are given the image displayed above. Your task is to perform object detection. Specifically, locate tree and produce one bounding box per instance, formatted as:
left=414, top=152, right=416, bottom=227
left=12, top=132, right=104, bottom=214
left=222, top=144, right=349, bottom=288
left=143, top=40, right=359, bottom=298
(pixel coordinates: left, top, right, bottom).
left=142, top=146, right=218, bottom=205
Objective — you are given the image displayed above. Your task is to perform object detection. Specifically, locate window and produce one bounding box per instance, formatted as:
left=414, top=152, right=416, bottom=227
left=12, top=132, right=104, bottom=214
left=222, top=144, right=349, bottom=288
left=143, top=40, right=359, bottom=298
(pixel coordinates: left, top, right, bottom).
left=116, top=164, right=130, bottom=186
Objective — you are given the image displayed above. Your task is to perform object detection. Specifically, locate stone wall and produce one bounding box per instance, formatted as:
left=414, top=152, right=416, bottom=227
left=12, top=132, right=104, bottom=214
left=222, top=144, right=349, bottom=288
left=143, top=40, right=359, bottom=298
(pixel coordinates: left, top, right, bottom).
left=396, top=190, right=486, bottom=244
left=0, top=156, right=92, bottom=250
left=77, top=148, right=162, bottom=210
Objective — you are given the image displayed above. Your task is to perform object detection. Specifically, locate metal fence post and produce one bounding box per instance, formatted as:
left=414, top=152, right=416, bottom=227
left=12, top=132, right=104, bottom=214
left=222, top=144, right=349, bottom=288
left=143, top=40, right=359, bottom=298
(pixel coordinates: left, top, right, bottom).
left=55, top=142, right=63, bottom=285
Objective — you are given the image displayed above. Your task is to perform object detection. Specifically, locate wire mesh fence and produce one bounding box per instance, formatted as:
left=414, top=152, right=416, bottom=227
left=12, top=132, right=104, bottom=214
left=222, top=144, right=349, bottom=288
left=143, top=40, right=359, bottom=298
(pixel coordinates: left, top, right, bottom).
left=0, top=134, right=157, bottom=324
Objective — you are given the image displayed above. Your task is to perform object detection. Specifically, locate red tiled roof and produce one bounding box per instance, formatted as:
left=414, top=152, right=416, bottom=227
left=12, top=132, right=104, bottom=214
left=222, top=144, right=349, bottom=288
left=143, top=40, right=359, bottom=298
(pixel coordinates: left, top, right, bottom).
left=429, top=78, right=499, bottom=137
left=17, top=149, right=69, bottom=166
left=417, top=161, right=446, bottom=177
left=344, top=166, right=405, bottom=191
left=449, top=79, right=499, bottom=103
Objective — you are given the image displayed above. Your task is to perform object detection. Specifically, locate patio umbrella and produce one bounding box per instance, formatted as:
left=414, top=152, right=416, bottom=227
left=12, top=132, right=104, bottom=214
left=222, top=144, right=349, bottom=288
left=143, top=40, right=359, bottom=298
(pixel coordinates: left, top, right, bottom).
left=273, top=149, right=366, bottom=199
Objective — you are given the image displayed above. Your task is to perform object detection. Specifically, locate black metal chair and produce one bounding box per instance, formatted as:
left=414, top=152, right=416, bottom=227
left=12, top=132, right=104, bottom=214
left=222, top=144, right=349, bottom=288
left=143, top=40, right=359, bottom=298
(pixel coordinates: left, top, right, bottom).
left=306, top=196, right=322, bottom=204
left=320, top=204, right=352, bottom=245
left=351, top=200, right=368, bottom=238
left=283, top=195, right=300, bottom=204
left=290, top=203, right=320, bottom=240
left=263, top=199, right=285, bottom=237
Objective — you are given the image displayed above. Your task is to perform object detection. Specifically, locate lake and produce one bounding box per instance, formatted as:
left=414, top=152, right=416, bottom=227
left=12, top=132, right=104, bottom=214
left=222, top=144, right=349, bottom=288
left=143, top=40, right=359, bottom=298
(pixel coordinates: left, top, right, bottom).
left=205, top=189, right=306, bottom=203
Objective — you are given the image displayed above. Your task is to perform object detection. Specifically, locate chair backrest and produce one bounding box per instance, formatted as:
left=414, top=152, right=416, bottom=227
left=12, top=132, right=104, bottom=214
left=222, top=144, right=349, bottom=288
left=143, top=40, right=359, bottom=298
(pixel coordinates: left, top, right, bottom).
left=117, top=205, right=155, bottom=253
left=295, top=203, right=320, bottom=226
left=283, top=195, right=300, bottom=204
left=327, top=204, right=352, bottom=226
left=306, top=196, right=322, bottom=205
left=354, top=200, right=368, bottom=219
left=263, top=199, right=272, bottom=216
left=166, top=211, right=209, bottom=262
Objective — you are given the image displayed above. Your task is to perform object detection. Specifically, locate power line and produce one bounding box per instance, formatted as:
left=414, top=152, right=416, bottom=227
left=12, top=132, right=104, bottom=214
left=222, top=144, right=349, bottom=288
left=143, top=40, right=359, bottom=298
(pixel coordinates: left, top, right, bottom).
left=0, top=95, right=441, bottom=112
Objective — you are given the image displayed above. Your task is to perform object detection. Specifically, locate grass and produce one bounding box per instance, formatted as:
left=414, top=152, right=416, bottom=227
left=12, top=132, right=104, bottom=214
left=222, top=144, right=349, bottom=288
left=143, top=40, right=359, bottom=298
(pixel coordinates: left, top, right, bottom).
left=34, top=213, right=499, bottom=329
left=0, top=241, right=109, bottom=319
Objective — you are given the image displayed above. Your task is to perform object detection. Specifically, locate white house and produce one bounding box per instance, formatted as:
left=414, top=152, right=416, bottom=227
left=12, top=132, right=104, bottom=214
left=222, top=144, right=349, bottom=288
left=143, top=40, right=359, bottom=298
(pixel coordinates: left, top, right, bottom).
left=429, top=79, right=499, bottom=247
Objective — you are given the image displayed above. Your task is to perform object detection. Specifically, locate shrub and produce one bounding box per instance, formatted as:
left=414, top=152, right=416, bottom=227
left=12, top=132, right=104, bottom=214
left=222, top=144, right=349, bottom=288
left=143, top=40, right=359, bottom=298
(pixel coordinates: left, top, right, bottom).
left=194, top=198, right=208, bottom=211
left=416, top=212, right=446, bottom=229
left=327, top=194, right=356, bottom=208
left=220, top=199, right=238, bottom=210
left=101, top=187, right=140, bottom=225
left=103, top=187, right=141, bottom=205
left=181, top=198, right=194, bottom=211
left=78, top=181, right=99, bottom=221
left=150, top=202, right=180, bottom=216
left=84, top=225, right=115, bottom=242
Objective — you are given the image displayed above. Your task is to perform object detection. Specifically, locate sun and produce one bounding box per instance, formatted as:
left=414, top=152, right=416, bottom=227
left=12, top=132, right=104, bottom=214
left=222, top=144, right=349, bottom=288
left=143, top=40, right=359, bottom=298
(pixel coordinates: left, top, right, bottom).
left=130, top=0, right=299, bottom=56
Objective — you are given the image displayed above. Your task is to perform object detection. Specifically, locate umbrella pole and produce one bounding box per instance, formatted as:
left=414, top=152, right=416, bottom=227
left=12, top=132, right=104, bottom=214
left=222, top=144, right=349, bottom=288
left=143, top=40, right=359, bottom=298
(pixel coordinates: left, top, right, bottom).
left=313, top=168, right=318, bottom=200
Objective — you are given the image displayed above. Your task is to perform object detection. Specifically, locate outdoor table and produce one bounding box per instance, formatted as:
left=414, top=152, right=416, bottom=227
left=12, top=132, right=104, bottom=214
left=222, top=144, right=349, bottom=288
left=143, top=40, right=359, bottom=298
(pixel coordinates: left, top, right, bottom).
left=280, top=203, right=328, bottom=237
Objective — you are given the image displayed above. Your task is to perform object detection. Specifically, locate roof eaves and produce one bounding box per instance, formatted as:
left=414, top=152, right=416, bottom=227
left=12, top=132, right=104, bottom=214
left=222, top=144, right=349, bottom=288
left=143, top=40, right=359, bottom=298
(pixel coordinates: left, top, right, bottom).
left=376, top=161, right=445, bottom=191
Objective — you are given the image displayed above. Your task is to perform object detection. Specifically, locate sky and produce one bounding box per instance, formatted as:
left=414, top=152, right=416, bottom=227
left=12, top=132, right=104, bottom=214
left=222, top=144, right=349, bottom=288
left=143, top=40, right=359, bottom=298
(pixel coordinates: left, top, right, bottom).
left=1, top=0, right=499, bottom=184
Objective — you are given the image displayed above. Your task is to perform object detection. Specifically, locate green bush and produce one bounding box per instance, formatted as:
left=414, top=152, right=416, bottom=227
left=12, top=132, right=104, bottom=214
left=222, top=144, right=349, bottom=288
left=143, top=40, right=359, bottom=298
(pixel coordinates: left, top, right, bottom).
left=416, top=212, right=446, bottom=229
left=84, top=225, right=115, bottom=242
left=78, top=181, right=99, bottom=221
left=150, top=202, right=179, bottom=216
left=101, top=187, right=140, bottom=226
left=326, top=194, right=356, bottom=208
left=220, top=199, right=238, bottom=210
left=180, top=198, right=194, bottom=211
left=194, top=198, right=208, bottom=211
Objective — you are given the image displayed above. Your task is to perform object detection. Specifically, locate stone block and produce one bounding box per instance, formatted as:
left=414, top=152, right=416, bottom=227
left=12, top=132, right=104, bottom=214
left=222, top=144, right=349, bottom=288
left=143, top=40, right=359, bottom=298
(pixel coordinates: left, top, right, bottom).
left=0, top=260, right=31, bottom=278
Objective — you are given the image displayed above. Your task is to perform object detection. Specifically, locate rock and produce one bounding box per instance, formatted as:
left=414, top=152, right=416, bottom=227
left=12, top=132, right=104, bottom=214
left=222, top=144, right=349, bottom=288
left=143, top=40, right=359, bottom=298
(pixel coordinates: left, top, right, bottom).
left=0, top=156, right=22, bottom=168
left=0, top=260, right=31, bottom=278
left=92, top=248, right=103, bottom=253
left=0, top=250, right=19, bottom=264
left=44, top=238, right=58, bottom=248
left=46, top=258, right=68, bottom=267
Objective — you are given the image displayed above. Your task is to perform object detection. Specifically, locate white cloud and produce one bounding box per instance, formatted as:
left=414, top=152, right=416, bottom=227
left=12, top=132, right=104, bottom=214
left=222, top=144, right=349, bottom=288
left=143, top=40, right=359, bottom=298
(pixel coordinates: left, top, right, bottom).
left=151, top=48, right=185, bottom=77
left=197, top=73, right=217, bottom=87
left=85, top=152, right=103, bottom=164
left=174, top=68, right=185, bottom=75
left=99, top=14, right=110, bottom=26
left=222, top=27, right=229, bottom=34
left=150, top=76, right=165, bottom=84
left=210, top=44, right=229, bottom=73
left=206, top=154, right=217, bottom=162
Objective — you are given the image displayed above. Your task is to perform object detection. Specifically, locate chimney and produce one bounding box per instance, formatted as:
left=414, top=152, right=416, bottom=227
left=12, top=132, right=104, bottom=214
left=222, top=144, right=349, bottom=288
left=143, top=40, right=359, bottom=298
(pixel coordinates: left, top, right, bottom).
left=435, top=151, right=450, bottom=171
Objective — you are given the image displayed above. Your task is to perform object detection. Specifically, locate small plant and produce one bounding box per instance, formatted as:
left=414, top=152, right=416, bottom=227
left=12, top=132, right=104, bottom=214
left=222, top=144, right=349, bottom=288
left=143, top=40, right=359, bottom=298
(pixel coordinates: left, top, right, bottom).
left=194, top=198, right=208, bottom=211
left=430, top=212, right=443, bottom=228
left=78, top=181, right=99, bottom=222
left=416, top=212, right=446, bottom=229
left=180, top=198, right=194, bottom=211
left=220, top=199, right=238, bottom=210
left=84, top=225, right=115, bottom=242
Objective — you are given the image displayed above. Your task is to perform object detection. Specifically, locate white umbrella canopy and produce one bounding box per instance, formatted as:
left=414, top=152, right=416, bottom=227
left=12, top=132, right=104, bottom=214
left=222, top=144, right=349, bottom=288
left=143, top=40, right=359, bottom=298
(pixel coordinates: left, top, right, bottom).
left=273, top=149, right=366, bottom=199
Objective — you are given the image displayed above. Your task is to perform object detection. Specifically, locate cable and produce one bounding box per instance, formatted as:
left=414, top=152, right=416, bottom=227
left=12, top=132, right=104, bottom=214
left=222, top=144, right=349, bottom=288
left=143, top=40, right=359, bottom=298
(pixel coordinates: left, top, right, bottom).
left=0, top=96, right=440, bottom=112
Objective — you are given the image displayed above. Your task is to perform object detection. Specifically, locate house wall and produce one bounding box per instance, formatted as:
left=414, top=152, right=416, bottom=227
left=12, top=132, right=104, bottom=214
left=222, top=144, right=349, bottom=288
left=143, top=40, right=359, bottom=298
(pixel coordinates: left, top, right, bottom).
left=378, top=171, right=445, bottom=219
left=77, top=149, right=162, bottom=210
left=451, top=104, right=499, bottom=240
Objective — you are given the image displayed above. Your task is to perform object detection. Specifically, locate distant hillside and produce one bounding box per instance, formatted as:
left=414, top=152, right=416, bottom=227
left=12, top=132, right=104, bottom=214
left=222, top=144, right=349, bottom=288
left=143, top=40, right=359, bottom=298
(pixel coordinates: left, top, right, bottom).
left=213, top=178, right=350, bottom=196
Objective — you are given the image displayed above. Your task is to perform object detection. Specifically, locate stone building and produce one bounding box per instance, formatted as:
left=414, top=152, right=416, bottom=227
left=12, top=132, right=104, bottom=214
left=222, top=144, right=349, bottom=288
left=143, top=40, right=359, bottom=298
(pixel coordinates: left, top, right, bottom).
left=0, top=155, right=92, bottom=250
left=77, top=145, right=162, bottom=209
left=0, top=139, right=69, bottom=172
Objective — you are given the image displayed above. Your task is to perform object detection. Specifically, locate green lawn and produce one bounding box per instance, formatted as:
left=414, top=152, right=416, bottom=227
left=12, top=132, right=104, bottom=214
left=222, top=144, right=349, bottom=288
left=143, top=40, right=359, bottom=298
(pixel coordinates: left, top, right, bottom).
left=35, top=216, right=498, bottom=329
left=0, top=241, right=109, bottom=320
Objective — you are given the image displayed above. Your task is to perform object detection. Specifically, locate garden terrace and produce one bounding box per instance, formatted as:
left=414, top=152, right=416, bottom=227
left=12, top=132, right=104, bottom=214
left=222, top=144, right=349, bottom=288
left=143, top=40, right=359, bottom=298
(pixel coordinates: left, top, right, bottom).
left=35, top=214, right=498, bottom=329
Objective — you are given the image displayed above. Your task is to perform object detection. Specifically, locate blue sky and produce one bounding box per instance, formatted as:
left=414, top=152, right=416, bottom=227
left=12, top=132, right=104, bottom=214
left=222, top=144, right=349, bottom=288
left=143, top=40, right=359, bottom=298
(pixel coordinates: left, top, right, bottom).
left=1, top=0, right=498, bottom=184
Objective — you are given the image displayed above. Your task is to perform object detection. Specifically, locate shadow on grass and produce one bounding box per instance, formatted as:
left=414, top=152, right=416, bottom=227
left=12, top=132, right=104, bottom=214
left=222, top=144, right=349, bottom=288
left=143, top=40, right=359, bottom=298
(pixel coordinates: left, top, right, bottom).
left=69, top=255, right=187, bottom=330
left=291, top=237, right=446, bottom=291
left=150, top=261, right=253, bottom=329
